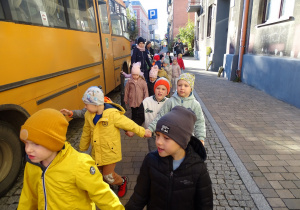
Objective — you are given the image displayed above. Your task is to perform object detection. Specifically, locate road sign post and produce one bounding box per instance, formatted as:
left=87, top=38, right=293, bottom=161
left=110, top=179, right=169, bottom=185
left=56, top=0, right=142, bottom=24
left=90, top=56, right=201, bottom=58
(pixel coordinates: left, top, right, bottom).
left=148, top=9, right=158, bottom=36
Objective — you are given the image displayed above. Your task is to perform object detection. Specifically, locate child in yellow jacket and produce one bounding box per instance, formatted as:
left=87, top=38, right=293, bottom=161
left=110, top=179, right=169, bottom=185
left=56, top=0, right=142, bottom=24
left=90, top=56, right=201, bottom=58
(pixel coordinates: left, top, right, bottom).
left=18, top=108, right=124, bottom=210
left=80, top=86, right=151, bottom=198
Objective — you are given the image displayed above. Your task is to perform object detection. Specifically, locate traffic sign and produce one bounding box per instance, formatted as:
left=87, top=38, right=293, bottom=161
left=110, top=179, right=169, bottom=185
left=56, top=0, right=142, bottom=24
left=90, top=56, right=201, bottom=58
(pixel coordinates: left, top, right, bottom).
left=148, top=9, right=157, bottom=20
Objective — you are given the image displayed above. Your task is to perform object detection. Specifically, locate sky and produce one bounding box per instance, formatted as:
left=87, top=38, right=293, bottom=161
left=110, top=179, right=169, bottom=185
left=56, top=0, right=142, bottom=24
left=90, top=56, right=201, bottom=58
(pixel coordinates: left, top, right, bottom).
left=138, top=0, right=168, bottom=40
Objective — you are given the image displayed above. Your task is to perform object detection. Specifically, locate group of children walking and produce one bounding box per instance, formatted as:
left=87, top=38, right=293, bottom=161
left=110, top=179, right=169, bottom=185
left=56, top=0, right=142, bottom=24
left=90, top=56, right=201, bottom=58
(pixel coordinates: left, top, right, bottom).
left=17, top=51, right=213, bottom=209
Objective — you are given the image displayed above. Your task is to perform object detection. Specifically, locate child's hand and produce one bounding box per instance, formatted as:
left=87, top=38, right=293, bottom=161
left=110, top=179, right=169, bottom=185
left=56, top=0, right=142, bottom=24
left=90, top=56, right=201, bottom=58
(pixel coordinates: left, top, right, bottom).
left=125, top=131, right=135, bottom=137
left=60, top=109, right=71, bottom=116
left=144, top=129, right=152, bottom=138
left=200, top=140, right=204, bottom=146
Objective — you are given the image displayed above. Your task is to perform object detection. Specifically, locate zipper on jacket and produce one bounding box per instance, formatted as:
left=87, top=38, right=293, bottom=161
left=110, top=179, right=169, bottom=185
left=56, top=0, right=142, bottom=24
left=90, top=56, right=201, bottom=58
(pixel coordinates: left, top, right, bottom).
left=41, top=167, right=49, bottom=210
left=142, top=52, right=144, bottom=72
left=167, top=171, right=174, bottom=210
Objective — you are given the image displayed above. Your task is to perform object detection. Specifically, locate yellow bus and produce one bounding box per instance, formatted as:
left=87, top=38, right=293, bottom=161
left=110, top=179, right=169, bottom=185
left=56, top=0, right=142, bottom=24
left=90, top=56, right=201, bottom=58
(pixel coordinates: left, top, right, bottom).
left=0, top=0, right=131, bottom=196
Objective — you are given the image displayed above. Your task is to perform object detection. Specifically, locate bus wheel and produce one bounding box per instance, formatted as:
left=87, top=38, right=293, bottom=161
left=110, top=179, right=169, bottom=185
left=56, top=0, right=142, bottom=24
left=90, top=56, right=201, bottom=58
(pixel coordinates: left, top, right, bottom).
left=0, top=121, right=23, bottom=197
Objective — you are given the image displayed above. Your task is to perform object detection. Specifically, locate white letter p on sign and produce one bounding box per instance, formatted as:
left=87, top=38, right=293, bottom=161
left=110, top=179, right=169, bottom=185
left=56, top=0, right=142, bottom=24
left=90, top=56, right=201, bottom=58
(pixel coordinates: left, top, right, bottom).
left=150, top=10, right=155, bottom=19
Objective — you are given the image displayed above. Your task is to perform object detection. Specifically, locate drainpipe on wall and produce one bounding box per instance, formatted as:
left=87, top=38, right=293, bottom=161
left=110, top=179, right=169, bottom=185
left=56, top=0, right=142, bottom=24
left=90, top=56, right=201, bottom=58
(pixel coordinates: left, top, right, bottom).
left=236, top=0, right=250, bottom=80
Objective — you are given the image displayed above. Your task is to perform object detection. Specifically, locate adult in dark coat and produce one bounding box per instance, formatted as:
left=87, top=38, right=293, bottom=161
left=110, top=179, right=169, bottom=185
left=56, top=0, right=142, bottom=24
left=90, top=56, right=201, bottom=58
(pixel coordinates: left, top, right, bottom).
left=125, top=136, right=213, bottom=210
left=173, top=38, right=184, bottom=56
left=132, top=37, right=152, bottom=81
left=145, top=41, right=154, bottom=60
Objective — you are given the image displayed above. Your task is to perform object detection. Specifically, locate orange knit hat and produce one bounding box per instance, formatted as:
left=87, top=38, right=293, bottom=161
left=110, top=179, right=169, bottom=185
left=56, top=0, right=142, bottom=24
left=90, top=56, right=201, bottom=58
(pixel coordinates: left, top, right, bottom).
left=20, top=108, right=68, bottom=151
left=154, top=77, right=170, bottom=94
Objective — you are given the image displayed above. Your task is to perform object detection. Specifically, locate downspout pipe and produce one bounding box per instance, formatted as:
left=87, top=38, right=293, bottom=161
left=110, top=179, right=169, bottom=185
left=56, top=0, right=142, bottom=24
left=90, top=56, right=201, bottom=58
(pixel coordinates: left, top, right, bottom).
left=236, top=0, right=250, bottom=80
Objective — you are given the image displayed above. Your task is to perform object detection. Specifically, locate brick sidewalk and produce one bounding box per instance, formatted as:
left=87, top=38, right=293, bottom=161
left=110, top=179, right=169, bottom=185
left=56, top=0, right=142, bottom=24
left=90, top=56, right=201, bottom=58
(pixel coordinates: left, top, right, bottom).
left=2, top=61, right=300, bottom=209
left=184, top=57, right=300, bottom=209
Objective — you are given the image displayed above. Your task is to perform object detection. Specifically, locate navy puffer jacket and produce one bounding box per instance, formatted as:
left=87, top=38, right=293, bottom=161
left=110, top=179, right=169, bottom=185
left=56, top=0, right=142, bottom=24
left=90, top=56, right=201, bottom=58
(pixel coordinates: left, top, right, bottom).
left=125, top=136, right=213, bottom=210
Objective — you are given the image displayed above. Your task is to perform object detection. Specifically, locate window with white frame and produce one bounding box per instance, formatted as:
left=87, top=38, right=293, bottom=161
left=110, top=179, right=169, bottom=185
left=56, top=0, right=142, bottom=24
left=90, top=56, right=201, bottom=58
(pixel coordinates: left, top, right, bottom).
left=263, top=0, right=295, bottom=23
left=207, top=5, right=212, bottom=37
left=201, top=15, right=205, bottom=40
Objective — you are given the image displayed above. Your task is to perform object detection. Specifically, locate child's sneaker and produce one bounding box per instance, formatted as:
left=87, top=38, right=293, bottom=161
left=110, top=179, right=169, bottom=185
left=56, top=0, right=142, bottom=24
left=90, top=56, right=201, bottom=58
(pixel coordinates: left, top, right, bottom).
left=117, top=176, right=128, bottom=198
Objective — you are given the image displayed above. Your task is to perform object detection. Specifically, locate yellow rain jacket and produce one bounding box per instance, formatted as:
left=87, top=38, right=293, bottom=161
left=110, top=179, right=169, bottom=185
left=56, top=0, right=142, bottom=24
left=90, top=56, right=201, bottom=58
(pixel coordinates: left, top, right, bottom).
left=18, top=142, right=124, bottom=210
left=79, top=103, right=145, bottom=166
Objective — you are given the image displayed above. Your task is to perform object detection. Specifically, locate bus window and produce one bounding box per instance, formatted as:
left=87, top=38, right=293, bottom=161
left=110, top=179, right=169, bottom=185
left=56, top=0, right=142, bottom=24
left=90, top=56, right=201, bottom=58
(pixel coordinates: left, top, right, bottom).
left=0, top=3, right=4, bottom=20
left=111, top=13, right=122, bottom=36
left=119, top=5, right=129, bottom=39
left=98, top=1, right=110, bottom=34
left=66, top=0, right=96, bottom=32
left=120, top=14, right=129, bottom=39
left=8, top=0, right=67, bottom=28
left=108, top=0, right=115, bottom=14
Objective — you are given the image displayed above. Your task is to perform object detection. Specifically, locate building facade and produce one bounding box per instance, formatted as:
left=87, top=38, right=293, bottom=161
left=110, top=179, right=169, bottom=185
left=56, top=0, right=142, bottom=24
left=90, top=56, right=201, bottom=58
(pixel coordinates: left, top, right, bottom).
left=167, top=0, right=195, bottom=47
left=124, top=0, right=150, bottom=41
left=189, top=0, right=300, bottom=108
left=224, top=0, right=300, bottom=109
left=187, top=0, right=230, bottom=71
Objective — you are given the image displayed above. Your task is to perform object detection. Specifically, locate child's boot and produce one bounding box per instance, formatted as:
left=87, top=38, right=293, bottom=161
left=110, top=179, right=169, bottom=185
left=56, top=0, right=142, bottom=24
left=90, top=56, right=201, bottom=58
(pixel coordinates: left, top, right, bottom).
left=117, top=176, right=128, bottom=198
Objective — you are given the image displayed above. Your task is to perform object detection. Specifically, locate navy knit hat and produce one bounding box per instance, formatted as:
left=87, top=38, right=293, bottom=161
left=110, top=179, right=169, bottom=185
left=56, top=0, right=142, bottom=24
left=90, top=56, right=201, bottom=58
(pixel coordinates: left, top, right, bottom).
left=137, top=37, right=145, bottom=44
left=156, top=106, right=197, bottom=149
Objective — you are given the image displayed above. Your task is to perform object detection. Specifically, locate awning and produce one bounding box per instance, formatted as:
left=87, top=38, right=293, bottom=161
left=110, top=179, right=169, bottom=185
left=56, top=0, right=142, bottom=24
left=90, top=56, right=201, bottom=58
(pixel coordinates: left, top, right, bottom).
left=187, top=5, right=201, bottom=13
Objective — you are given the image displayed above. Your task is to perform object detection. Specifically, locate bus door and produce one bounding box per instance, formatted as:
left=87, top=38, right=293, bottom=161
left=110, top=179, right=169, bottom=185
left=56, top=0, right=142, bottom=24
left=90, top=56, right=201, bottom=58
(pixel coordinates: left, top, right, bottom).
left=96, top=0, right=115, bottom=94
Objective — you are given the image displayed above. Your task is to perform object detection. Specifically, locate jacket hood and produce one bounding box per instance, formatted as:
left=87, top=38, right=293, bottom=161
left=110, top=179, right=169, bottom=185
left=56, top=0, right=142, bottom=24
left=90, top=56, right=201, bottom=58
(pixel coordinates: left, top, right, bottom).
left=104, top=102, right=125, bottom=115
left=188, top=136, right=207, bottom=161
left=172, top=91, right=195, bottom=101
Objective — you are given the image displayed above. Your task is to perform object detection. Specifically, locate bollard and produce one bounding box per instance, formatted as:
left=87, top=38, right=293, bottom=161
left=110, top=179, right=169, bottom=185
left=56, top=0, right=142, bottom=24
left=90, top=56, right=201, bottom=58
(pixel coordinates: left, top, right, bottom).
left=120, top=73, right=126, bottom=111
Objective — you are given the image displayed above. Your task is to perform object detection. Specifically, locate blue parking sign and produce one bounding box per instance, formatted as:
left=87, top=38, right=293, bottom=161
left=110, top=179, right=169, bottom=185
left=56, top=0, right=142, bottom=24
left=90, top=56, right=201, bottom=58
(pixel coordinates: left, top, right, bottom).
left=148, top=9, right=157, bottom=20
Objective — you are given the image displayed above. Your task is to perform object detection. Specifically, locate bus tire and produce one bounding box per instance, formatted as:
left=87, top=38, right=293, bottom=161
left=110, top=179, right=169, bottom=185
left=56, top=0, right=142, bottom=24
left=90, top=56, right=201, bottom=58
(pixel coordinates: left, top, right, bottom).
left=0, top=121, right=23, bottom=197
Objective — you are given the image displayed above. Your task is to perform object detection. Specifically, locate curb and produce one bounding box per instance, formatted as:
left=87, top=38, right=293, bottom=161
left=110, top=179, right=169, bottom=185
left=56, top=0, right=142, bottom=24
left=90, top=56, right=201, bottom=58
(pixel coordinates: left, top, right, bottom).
left=193, top=90, right=272, bottom=210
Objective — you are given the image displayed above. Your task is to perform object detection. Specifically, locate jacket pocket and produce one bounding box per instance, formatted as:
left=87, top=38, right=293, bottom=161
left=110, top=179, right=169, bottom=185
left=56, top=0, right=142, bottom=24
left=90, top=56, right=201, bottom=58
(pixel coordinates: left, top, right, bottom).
left=107, top=141, right=117, bottom=154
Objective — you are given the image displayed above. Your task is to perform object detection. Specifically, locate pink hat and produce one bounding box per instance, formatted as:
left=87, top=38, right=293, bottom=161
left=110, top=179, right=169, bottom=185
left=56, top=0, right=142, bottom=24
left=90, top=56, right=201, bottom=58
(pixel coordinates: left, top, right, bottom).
left=131, top=62, right=141, bottom=75
left=149, top=65, right=158, bottom=78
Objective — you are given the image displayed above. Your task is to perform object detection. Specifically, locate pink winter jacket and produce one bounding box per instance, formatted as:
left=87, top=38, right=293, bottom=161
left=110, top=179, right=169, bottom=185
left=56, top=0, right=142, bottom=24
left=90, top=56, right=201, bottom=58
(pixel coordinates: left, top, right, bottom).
left=124, top=77, right=149, bottom=108
left=172, top=63, right=181, bottom=78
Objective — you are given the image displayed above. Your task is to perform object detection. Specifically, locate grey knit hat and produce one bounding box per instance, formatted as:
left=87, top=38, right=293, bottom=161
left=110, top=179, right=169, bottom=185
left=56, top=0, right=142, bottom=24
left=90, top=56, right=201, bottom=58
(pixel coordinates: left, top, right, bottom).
left=155, top=106, right=197, bottom=149
left=82, top=86, right=104, bottom=106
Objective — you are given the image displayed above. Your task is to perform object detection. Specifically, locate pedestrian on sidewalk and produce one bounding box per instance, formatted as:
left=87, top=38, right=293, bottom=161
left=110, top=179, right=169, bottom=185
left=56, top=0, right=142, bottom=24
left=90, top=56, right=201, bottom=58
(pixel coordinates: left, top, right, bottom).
left=125, top=106, right=213, bottom=210
left=60, top=96, right=112, bottom=118
left=145, top=41, right=154, bottom=60
left=147, top=73, right=206, bottom=145
left=173, top=37, right=184, bottom=56
left=152, top=54, right=162, bottom=69
left=126, top=77, right=170, bottom=152
left=177, top=53, right=185, bottom=74
left=124, top=62, right=149, bottom=122
left=80, top=86, right=151, bottom=198
left=171, top=58, right=181, bottom=93
left=132, top=37, right=152, bottom=81
left=18, top=109, right=124, bottom=210
left=153, top=54, right=171, bottom=86
left=147, top=65, right=159, bottom=96
left=163, top=52, right=173, bottom=81
left=166, top=51, right=173, bottom=65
